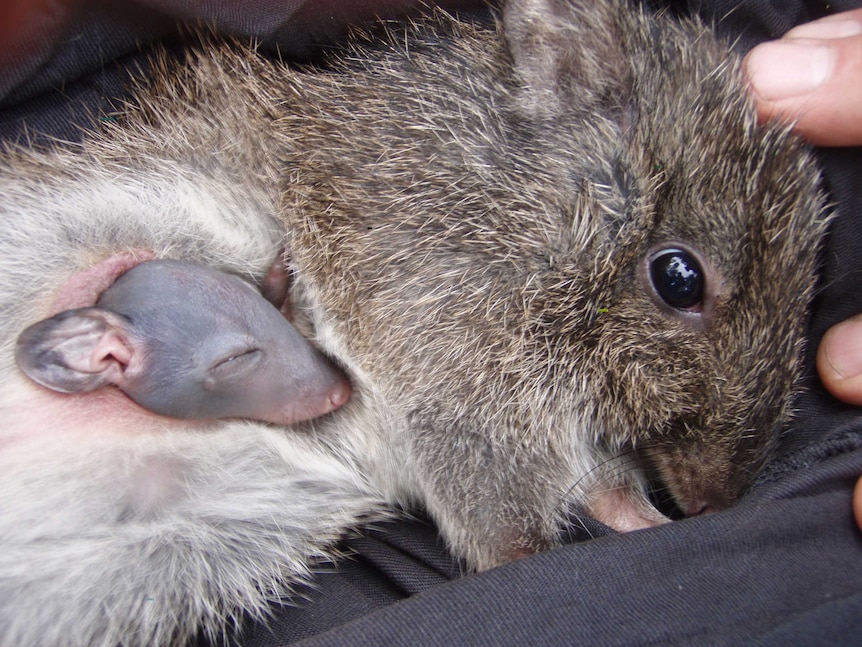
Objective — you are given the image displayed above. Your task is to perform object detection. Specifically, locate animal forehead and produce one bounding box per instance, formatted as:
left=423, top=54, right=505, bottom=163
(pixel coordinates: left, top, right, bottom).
left=99, top=260, right=256, bottom=309
left=625, top=124, right=816, bottom=236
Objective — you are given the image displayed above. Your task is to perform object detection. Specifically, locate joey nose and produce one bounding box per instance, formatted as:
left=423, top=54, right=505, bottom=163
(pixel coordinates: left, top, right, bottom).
left=327, top=378, right=352, bottom=410
left=299, top=373, right=351, bottom=420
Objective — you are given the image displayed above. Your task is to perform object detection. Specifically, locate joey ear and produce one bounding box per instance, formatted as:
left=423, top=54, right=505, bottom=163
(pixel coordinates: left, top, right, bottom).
left=15, top=308, right=138, bottom=394
left=503, top=0, right=632, bottom=115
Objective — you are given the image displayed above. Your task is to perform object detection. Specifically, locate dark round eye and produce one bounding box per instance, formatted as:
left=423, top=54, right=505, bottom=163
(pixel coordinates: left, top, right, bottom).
left=649, top=249, right=704, bottom=310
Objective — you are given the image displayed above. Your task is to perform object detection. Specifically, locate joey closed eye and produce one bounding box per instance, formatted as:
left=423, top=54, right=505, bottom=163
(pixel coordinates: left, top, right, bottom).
left=205, top=348, right=263, bottom=389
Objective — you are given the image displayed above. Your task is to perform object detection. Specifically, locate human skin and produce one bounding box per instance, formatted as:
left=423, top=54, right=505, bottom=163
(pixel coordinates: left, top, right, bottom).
left=744, top=8, right=862, bottom=146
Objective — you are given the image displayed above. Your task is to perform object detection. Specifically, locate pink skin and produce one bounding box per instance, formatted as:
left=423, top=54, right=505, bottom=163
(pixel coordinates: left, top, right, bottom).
left=587, top=487, right=669, bottom=532
left=260, top=260, right=294, bottom=320
left=16, top=254, right=351, bottom=429
left=49, top=251, right=155, bottom=314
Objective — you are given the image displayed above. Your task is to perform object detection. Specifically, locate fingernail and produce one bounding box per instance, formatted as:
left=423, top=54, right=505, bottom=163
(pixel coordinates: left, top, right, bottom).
left=823, top=316, right=862, bottom=380
left=745, top=41, right=833, bottom=100
left=785, top=19, right=862, bottom=41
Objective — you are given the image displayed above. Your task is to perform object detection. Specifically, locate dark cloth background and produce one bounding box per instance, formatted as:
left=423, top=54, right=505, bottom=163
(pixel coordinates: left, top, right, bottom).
left=1, top=1, right=861, bottom=645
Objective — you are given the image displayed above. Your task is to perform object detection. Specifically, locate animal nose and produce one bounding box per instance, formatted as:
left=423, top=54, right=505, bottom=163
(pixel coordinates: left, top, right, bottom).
left=685, top=501, right=715, bottom=516
left=685, top=489, right=733, bottom=516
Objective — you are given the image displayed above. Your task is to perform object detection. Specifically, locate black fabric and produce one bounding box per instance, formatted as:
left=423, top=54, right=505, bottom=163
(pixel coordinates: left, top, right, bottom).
left=2, top=0, right=861, bottom=645
left=219, top=517, right=466, bottom=647
left=0, top=0, right=486, bottom=143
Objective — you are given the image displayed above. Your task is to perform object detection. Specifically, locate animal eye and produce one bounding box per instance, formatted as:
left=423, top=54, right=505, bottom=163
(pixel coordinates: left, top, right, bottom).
left=649, top=249, right=704, bottom=310
left=206, top=348, right=263, bottom=387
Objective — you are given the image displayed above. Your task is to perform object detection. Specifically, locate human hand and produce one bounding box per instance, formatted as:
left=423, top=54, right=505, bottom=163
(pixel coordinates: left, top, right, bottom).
left=744, top=9, right=862, bottom=530
left=816, top=315, right=862, bottom=531
left=743, top=8, right=862, bottom=146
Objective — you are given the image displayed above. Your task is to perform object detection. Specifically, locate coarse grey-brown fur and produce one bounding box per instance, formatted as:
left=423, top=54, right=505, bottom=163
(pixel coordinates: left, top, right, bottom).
left=0, top=0, right=828, bottom=645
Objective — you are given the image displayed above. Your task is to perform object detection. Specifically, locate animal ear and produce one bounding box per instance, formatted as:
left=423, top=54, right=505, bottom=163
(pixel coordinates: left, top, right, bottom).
left=15, top=308, right=137, bottom=394
left=503, top=0, right=632, bottom=115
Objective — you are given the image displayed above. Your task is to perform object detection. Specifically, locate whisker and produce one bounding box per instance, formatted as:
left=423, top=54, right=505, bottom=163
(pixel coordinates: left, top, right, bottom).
left=556, top=447, right=640, bottom=507
left=556, top=446, right=653, bottom=518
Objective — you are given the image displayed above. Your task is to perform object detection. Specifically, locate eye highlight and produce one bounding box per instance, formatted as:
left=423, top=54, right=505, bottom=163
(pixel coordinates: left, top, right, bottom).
left=649, top=249, right=704, bottom=310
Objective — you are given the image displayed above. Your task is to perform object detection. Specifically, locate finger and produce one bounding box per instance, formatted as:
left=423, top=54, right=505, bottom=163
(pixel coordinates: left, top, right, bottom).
left=816, top=313, right=862, bottom=406
left=743, top=9, right=862, bottom=147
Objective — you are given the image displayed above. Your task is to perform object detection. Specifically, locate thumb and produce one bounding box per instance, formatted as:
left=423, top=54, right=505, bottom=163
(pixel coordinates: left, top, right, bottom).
left=743, top=9, right=862, bottom=147
left=817, top=314, right=862, bottom=406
